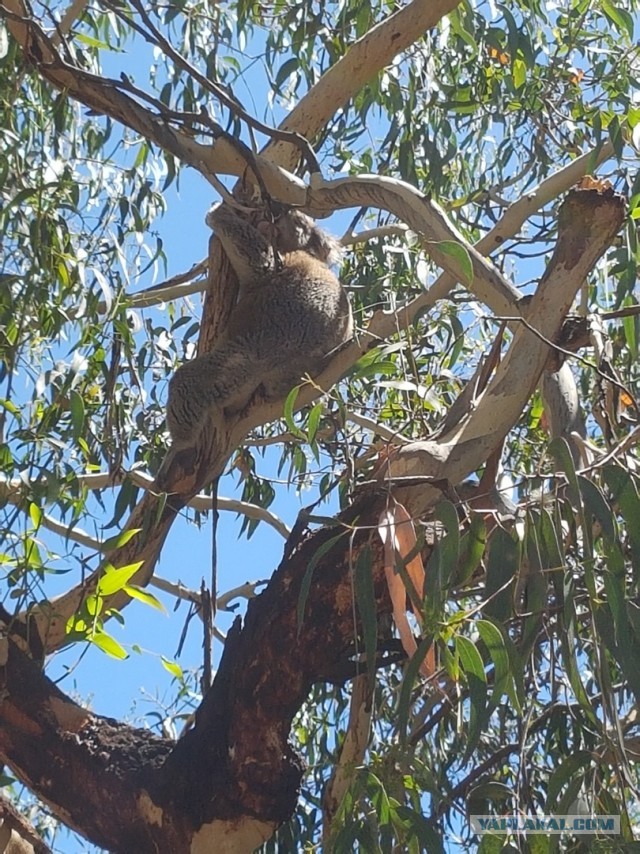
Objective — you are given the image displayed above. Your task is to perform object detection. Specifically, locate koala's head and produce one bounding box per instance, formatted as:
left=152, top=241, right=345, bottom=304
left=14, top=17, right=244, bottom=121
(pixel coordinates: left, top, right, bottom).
left=260, top=208, right=343, bottom=267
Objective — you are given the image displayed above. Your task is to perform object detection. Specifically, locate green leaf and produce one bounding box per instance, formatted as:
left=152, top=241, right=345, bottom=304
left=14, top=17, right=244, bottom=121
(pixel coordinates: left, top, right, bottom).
left=307, top=401, right=323, bottom=446
left=394, top=806, right=444, bottom=853
left=101, top=528, right=142, bottom=553
left=274, top=57, right=300, bottom=90
left=0, top=772, right=15, bottom=788
left=432, top=240, right=473, bottom=287
left=75, top=33, right=112, bottom=49
left=521, top=511, right=551, bottom=656
left=548, top=437, right=581, bottom=497
left=484, top=527, right=518, bottom=621
left=546, top=750, right=591, bottom=807
left=432, top=499, right=460, bottom=591
left=283, top=385, right=305, bottom=439
left=107, top=478, right=139, bottom=529
left=85, top=593, right=103, bottom=617
left=351, top=359, right=398, bottom=380
left=578, top=476, right=616, bottom=542
left=594, top=598, right=640, bottom=706
left=602, top=465, right=640, bottom=581
left=477, top=618, right=521, bottom=715
left=549, top=438, right=593, bottom=563
left=449, top=5, right=478, bottom=51
left=557, top=594, right=598, bottom=724
left=528, top=836, right=551, bottom=854
left=467, top=780, right=513, bottom=814
left=69, top=389, right=85, bottom=438
left=456, top=634, right=488, bottom=756
left=96, top=561, right=144, bottom=596
left=0, top=398, right=20, bottom=416
left=512, top=57, right=526, bottom=89
left=601, top=0, right=634, bottom=38
left=28, top=502, right=42, bottom=529
left=455, top=515, right=486, bottom=585
left=397, top=634, right=435, bottom=743
left=477, top=835, right=504, bottom=854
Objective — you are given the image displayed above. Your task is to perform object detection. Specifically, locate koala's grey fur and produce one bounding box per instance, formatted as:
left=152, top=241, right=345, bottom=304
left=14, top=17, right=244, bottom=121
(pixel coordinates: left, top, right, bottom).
left=166, top=204, right=352, bottom=448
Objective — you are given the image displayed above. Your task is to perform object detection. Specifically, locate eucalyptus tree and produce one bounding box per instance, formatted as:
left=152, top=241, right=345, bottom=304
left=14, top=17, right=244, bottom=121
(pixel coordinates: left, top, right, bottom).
left=0, top=0, right=638, bottom=850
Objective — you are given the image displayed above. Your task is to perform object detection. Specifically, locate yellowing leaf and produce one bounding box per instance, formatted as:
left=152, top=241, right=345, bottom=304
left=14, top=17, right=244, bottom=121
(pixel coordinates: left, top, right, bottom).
left=29, top=503, right=42, bottom=529
left=90, top=630, right=128, bottom=660
left=161, top=656, right=184, bottom=680
left=513, top=58, right=526, bottom=90
left=101, top=529, right=142, bottom=553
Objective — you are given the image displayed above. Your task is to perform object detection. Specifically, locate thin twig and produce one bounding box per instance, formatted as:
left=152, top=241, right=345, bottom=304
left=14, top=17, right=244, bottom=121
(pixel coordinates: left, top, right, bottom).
left=117, top=0, right=319, bottom=173
left=0, top=472, right=291, bottom=539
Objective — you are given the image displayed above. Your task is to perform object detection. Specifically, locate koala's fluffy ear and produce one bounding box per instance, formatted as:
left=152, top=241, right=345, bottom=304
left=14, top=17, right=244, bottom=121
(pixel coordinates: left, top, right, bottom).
left=305, top=224, right=343, bottom=267
left=206, top=203, right=276, bottom=285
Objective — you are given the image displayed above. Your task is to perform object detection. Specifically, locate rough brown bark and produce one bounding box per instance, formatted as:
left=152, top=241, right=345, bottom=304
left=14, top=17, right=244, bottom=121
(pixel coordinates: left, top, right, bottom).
left=0, top=489, right=389, bottom=853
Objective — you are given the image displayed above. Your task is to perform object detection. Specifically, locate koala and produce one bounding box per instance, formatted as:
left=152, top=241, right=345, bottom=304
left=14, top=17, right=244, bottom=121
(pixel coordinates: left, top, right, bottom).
left=166, top=204, right=352, bottom=448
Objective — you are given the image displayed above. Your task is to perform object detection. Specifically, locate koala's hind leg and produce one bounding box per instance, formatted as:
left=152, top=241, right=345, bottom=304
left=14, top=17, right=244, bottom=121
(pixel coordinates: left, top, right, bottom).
left=166, top=341, right=266, bottom=447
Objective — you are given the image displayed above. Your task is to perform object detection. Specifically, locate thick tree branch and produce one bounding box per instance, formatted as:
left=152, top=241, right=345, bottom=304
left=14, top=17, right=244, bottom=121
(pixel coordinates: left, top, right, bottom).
left=0, top=0, right=307, bottom=202
left=0, top=637, right=194, bottom=853
left=0, top=491, right=390, bottom=852
left=384, top=185, right=626, bottom=514
left=265, top=0, right=463, bottom=169
left=0, top=794, right=51, bottom=853
left=322, top=675, right=373, bottom=838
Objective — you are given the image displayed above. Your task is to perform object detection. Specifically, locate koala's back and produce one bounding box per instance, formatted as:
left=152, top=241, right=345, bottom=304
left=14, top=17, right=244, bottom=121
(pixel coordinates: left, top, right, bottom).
left=226, top=250, right=352, bottom=358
